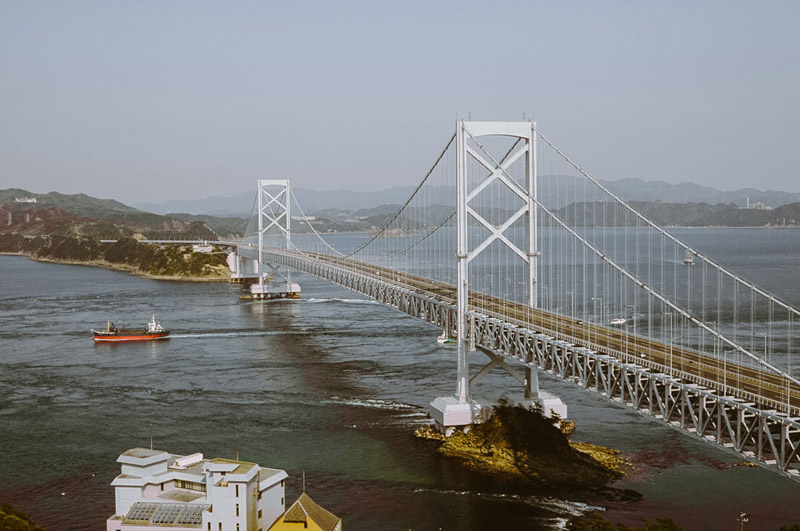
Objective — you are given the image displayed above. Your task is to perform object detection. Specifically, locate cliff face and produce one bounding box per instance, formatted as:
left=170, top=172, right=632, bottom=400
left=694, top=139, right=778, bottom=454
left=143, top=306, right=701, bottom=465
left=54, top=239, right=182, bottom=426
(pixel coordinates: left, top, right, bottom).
left=418, top=403, right=626, bottom=490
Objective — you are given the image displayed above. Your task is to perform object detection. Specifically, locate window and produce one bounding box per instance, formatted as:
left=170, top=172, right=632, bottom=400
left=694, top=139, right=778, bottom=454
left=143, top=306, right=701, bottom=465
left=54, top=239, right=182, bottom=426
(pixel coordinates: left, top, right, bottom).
left=258, top=491, right=262, bottom=500
left=236, top=525, right=240, bottom=531
left=218, top=524, right=222, bottom=531
left=175, top=480, right=206, bottom=492
left=258, top=509, right=262, bottom=518
left=235, top=484, right=239, bottom=497
left=160, top=483, right=164, bottom=491
left=280, top=480, right=284, bottom=488
left=236, top=504, right=240, bottom=517
left=281, top=497, right=284, bottom=505
left=207, top=524, right=210, bottom=531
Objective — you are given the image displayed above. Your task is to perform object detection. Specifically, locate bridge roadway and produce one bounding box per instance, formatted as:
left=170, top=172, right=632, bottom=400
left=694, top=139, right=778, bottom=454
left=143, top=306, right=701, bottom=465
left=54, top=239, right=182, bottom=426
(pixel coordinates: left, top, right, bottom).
left=122, top=239, right=796, bottom=407
left=299, top=251, right=800, bottom=414
left=254, top=246, right=800, bottom=476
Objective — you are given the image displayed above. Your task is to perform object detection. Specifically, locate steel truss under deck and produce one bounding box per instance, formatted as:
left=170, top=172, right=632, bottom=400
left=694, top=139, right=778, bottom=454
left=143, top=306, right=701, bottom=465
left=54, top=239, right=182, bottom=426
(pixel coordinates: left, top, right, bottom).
left=256, top=247, right=800, bottom=480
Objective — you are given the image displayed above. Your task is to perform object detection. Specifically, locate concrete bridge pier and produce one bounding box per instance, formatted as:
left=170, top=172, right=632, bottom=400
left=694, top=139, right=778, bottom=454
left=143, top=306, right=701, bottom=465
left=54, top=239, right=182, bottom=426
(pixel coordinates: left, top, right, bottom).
left=523, top=364, right=568, bottom=420
left=227, top=252, right=260, bottom=283
left=428, top=346, right=567, bottom=435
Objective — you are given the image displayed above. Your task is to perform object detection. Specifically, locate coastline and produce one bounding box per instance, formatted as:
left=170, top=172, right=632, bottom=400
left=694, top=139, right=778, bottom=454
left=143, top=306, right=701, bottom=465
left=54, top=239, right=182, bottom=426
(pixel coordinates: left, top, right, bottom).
left=18, top=254, right=231, bottom=283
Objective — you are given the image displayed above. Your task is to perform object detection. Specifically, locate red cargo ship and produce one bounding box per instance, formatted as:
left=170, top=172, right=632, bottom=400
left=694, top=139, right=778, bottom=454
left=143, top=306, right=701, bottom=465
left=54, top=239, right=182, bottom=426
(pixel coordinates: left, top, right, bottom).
left=92, top=315, right=170, bottom=342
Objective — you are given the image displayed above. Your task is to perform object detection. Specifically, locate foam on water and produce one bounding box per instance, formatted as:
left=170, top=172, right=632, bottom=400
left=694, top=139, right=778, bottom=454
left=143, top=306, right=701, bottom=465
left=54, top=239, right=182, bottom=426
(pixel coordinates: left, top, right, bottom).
left=305, top=297, right=380, bottom=305
left=170, top=330, right=308, bottom=339
left=322, top=396, right=422, bottom=410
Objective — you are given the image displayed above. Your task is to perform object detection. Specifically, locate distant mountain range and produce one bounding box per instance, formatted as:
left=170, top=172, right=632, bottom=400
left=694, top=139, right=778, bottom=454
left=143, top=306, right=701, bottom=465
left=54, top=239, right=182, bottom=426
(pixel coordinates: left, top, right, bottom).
left=133, top=178, right=800, bottom=217
left=133, top=187, right=421, bottom=217
left=0, top=188, right=246, bottom=239
left=4, top=181, right=800, bottom=246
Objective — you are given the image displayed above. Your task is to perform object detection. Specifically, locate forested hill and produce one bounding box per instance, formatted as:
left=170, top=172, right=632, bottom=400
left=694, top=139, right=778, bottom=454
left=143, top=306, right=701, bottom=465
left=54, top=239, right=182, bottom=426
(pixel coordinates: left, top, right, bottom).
left=551, top=201, right=800, bottom=227
left=3, top=189, right=799, bottom=247
left=0, top=188, right=246, bottom=240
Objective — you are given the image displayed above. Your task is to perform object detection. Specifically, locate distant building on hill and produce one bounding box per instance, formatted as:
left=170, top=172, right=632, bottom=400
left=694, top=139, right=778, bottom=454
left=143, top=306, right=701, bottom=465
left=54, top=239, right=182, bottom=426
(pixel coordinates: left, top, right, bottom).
left=14, top=197, right=37, bottom=203
left=268, top=493, right=342, bottom=531
left=106, top=448, right=288, bottom=531
left=740, top=196, right=772, bottom=210
left=192, top=244, right=214, bottom=253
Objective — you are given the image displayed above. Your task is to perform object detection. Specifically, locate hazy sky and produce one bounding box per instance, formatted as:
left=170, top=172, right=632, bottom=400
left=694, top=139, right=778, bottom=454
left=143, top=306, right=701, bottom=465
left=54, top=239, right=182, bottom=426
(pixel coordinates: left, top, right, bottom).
left=1, top=1, right=798, bottom=204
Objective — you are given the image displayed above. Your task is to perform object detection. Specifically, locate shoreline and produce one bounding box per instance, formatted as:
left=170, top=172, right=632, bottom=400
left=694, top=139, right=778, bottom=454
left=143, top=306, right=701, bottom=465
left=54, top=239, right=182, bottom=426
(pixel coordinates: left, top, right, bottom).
left=12, top=254, right=232, bottom=283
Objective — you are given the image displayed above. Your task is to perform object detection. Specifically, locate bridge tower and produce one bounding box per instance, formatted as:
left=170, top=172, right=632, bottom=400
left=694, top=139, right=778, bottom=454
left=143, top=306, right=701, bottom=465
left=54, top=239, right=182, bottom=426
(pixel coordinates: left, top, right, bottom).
left=430, top=121, right=566, bottom=434
left=249, top=179, right=301, bottom=300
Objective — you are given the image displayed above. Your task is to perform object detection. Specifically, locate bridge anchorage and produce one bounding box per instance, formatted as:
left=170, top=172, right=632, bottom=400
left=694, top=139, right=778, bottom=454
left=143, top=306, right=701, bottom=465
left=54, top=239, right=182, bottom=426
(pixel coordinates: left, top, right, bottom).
left=237, top=119, right=800, bottom=480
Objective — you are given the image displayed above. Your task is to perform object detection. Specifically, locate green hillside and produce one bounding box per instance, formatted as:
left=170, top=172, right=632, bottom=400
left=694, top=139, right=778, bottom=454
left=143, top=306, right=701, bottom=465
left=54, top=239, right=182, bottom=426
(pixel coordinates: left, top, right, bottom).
left=550, top=201, right=800, bottom=227
left=0, top=188, right=247, bottom=238
left=0, top=503, right=47, bottom=531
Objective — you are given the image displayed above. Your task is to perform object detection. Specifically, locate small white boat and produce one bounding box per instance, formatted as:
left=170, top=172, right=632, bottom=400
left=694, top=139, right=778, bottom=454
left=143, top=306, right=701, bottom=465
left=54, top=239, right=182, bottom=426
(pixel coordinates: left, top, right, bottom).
left=609, top=318, right=627, bottom=326
left=437, top=332, right=455, bottom=344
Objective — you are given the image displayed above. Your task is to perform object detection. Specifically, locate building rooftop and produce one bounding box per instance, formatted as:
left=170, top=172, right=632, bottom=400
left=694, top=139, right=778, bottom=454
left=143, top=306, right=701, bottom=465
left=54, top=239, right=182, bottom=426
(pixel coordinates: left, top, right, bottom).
left=118, top=448, right=171, bottom=466
left=282, top=493, right=341, bottom=531
left=209, top=457, right=257, bottom=475
left=171, top=460, right=205, bottom=476
left=259, top=467, right=286, bottom=481
left=158, top=490, right=205, bottom=503
left=123, top=502, right=209, bottom=527
left=122, top=448, right=167, bottom=459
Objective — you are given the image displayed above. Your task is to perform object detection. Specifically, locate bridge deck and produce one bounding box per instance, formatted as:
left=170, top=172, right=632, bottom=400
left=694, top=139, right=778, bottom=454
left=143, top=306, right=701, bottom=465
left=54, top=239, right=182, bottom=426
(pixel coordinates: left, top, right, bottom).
left=304, top=252, right=800, bottom=413
left=251, top=247, right=800, bottom=477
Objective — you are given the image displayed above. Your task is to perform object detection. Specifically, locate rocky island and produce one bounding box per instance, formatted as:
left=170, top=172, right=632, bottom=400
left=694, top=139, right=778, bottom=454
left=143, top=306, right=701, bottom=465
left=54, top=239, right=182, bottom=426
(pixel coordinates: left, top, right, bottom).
left=416, top=402, right=628, bottom=490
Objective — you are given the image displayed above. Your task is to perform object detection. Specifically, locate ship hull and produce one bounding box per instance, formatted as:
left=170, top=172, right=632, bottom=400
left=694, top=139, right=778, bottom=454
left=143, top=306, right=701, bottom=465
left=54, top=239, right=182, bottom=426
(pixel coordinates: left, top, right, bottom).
left=93, top=331, right=170, bottom=342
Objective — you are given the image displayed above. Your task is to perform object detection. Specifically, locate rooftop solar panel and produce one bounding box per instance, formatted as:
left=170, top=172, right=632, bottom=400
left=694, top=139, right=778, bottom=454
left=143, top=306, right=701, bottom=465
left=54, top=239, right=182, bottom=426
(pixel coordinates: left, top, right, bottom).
left=125, top=502, right=210, bottom=526
left=125, top=502, right=159, bottom=521
left=176, top=505, right=208, bottom=525
left=152, top=504, right=181, bottom=524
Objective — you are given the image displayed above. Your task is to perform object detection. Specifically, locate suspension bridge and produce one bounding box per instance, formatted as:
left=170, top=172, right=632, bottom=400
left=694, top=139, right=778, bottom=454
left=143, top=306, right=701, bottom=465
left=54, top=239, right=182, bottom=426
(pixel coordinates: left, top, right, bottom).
left=224, top=121, right=800, bottom=480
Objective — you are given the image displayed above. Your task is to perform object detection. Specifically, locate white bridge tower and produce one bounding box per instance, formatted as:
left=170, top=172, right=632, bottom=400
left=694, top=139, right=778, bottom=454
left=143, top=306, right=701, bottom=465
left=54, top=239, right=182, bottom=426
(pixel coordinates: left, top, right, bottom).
left=430, top=121, right=567, bottom=434
left=250, top=179, right=301, bottom=300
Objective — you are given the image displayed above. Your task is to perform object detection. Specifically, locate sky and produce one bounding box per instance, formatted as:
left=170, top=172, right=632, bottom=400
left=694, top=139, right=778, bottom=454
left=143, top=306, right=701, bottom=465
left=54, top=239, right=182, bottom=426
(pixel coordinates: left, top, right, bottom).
left=1, top=1, right=799, bottom=204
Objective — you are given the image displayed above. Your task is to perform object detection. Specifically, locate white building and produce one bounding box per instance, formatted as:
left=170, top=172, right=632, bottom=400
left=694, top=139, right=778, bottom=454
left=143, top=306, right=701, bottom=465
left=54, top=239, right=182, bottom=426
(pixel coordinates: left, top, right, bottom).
left=106, top=448, right=288, bottom=531
left=741, top=196, right=772, bottom=210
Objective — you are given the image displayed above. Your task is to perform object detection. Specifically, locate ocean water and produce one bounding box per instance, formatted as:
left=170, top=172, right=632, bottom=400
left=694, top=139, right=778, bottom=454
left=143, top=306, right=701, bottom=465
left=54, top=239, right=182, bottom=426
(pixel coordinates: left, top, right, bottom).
left=1, top=227, right=800, bottom=530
